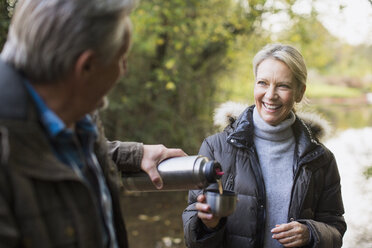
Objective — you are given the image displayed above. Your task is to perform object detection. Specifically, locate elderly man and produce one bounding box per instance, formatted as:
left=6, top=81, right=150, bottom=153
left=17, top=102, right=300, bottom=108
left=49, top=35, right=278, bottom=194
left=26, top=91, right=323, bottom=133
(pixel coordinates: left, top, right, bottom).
left=0, top=0, right=185, bottom=247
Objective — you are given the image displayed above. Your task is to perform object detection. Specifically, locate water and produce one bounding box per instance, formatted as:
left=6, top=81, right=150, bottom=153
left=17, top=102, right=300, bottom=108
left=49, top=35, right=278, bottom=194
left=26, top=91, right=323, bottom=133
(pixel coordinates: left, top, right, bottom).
left=325, top=127, right=372, bottom=247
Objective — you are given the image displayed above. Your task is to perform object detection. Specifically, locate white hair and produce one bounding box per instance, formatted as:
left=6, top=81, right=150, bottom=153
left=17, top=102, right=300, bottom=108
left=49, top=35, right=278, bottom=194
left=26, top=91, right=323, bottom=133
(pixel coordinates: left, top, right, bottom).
left=1, top=0, right=136, bottom=83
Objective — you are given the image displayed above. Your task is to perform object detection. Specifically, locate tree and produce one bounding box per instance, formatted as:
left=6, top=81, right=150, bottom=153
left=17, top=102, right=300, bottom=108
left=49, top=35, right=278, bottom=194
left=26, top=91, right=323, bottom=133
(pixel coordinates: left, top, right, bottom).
left=0, top=0, right=16, bottom=49
left=102, top=0, right=269, bottom=153
left=101, top=0, right=325, bottom=153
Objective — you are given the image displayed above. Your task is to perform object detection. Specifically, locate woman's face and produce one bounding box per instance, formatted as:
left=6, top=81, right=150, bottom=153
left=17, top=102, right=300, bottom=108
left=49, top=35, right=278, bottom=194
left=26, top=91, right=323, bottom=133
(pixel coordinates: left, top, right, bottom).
left=254, top=58, right=304, bottom=126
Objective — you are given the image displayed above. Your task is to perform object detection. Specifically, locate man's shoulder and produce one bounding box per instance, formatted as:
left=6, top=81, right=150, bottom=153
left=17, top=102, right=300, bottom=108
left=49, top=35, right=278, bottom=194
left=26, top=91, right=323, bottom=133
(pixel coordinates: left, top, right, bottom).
left=0, top=59, right=29, bottom=120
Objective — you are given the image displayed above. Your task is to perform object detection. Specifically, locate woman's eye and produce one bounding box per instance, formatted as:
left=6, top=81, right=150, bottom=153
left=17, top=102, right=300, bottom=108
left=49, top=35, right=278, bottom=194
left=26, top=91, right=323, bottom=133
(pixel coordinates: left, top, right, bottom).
left=279, top=84, right=290, bottom=88
left=257, top=81, right=266, bottom=85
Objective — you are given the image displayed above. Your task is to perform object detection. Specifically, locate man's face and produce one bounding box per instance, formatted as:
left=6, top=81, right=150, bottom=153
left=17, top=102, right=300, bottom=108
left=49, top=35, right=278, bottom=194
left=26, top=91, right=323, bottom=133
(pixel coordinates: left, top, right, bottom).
left=82, top=18, right=132, bottom=113
left=89, top=44, right=129, bottom=107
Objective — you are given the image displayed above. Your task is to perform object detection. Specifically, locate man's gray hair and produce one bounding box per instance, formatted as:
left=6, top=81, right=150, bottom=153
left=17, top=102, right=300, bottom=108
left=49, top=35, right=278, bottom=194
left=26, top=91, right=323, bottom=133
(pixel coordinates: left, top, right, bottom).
left=1, top=0, right=135, bottom=83
left=253, top=44, right=307, bottom=92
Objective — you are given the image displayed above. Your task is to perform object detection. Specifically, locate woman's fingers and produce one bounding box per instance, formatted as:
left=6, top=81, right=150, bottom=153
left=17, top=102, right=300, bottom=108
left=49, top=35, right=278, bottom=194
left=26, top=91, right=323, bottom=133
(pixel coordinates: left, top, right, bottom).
left=196, top=193, right=220, bottom=229
left=271, top=221, right=310, bottom=247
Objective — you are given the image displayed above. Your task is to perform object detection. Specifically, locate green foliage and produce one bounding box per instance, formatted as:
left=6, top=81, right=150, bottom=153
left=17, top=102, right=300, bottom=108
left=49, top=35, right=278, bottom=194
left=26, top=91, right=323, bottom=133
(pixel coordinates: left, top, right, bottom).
left=1, top=0, right=370, bottom=154
left=276, top=14, right=340, bottom=72
left=277, top=11, right=372, bottom=80
left=364, top=166, right=372, bottom=179
left=0, top=1, right=16, bottom=48
left=305, top=83, right=362, bottom=98
left=100, top=0, right=372, bottom=153
left=103, top=0, right=326, bottom=153
left=214, top=34, right=265, bottom=104
left=326, top=44, right=372, bottom=78
left=102, top=0, right=274, bottom=153
left=0, top=1, right=10, bottom=49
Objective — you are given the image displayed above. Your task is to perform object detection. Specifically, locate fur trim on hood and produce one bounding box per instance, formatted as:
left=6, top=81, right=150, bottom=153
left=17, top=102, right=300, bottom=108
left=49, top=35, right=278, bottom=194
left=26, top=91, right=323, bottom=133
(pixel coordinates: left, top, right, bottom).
left=213, top=101, right=332, bottom=141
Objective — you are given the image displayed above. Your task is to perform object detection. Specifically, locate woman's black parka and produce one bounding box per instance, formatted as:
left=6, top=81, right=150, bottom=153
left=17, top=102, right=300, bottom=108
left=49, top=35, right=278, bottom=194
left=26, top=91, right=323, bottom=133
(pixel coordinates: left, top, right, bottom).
left=183, top=105, right=346, bottom=248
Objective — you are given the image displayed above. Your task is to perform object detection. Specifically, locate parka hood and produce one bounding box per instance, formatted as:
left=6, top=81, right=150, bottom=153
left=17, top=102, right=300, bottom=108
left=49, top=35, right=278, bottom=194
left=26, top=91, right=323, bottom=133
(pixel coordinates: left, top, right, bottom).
left=213, top=101, right=332, bottom=141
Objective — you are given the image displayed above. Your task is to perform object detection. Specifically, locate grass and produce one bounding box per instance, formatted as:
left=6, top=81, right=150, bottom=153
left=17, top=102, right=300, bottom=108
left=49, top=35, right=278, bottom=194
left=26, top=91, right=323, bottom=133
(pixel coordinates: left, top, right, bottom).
left=305, top=83, right=363, bottom=99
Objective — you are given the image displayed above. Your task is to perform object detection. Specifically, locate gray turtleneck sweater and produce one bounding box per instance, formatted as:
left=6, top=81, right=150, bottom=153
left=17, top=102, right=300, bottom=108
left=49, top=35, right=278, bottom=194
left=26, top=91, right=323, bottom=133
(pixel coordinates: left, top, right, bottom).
left=253, top=107, right=296, bottom=248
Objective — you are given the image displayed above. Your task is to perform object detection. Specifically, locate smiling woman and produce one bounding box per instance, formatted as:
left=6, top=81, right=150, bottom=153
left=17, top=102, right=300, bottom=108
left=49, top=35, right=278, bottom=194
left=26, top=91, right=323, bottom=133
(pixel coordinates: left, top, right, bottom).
left=183, top=43, right=346, bottom=248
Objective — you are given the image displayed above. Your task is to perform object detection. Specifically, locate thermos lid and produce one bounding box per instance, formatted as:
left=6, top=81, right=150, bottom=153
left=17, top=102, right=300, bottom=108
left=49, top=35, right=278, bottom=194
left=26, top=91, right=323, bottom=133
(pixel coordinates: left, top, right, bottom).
left=205, top=161, right=223, bottom=183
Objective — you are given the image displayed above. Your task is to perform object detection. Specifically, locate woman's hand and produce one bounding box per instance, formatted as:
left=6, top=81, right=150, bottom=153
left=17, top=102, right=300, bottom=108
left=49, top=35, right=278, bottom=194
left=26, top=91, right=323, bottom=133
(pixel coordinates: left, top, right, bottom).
left=271, top=221, right=310, bottom=247
left=196, top=194, right=221, bottom=229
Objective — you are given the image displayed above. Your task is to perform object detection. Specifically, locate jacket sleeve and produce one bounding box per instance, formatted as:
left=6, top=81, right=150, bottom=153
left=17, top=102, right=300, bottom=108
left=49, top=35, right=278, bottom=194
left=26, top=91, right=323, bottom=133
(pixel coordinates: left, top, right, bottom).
left=301, top=152, right=346, bottom=248
left=90, top=110, right=144, bottom=172
left=182, top=138, right=226, bottom=248
left=107, top=141, right=143, bottom=172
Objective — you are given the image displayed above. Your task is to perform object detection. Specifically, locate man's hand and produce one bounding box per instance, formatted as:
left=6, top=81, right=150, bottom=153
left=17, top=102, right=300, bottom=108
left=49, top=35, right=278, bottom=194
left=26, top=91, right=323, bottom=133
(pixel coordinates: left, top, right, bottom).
left=141, top=144, right=186, bottom=189
left=271, top=221, right=310, bottom=247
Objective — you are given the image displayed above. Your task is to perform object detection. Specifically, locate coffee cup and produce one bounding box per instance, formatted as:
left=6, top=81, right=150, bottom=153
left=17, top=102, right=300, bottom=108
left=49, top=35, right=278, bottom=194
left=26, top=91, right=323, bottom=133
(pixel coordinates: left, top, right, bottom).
left=205, top=189, right=237, bottom=217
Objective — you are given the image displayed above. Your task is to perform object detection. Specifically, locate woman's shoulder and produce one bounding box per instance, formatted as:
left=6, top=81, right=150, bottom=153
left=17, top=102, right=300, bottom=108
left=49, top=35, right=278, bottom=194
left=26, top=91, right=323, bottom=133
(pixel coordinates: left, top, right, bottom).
left=294, top=112, right=336, bottom=165
left=203, top=131, right=227, bottom=146
left=296, top=111, right=332, bottom=142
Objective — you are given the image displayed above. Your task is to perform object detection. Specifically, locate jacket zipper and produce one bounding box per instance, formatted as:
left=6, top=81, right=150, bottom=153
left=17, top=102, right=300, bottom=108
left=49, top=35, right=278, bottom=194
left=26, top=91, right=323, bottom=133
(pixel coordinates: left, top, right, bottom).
left=248, top=146, right=266, bottom=248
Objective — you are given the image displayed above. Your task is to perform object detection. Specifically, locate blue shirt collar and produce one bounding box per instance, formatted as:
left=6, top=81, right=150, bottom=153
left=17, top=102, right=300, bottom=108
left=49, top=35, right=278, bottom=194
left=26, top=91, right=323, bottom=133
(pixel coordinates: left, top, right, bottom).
left=24, top=80, right=97, bottom=138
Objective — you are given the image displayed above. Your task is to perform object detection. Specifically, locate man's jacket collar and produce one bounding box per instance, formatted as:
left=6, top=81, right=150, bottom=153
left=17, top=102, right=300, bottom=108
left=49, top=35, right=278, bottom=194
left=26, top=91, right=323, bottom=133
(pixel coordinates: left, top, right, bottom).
left=0, top=59, right=80, bottom=181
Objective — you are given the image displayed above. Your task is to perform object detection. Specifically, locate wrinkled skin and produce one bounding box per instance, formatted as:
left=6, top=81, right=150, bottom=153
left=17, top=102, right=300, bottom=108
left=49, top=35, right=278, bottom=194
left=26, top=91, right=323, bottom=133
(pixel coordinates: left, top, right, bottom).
left=271, top=221, right=310, bottom=247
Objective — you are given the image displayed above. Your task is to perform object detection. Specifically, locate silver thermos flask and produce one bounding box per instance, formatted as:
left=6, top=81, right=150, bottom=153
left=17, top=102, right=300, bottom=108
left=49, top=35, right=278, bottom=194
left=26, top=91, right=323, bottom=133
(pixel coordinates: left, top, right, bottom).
left=122, top=155, right=223, bottom=192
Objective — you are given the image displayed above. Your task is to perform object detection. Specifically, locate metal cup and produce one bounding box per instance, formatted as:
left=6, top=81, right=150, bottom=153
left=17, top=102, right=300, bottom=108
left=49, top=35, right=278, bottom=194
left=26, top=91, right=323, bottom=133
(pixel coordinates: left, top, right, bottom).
left=205, top=189, right=237, bottom=217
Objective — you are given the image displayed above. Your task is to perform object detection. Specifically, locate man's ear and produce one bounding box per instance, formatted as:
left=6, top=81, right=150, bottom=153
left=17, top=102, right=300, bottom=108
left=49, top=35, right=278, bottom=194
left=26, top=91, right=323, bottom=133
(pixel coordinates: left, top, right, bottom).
left=74, top=50, right=96, bottom=79
left=296, top=84, right=306, bottom=103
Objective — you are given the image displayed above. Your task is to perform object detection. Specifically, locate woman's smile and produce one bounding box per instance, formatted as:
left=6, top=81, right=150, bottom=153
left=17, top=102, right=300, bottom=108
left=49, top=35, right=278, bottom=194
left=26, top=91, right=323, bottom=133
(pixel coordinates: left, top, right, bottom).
left=262, top=102, right=282, bottom=111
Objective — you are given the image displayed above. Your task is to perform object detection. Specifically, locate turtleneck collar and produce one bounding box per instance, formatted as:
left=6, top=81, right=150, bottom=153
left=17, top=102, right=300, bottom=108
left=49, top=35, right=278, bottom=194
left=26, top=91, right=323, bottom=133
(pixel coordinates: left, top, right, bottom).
left=253, top=107, right=295, bottom=142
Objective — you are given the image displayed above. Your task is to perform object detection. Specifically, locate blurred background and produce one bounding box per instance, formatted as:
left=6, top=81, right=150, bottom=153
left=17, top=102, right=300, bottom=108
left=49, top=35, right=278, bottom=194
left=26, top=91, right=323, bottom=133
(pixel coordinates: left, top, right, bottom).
left=1, top=0, right=371, bottom=247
